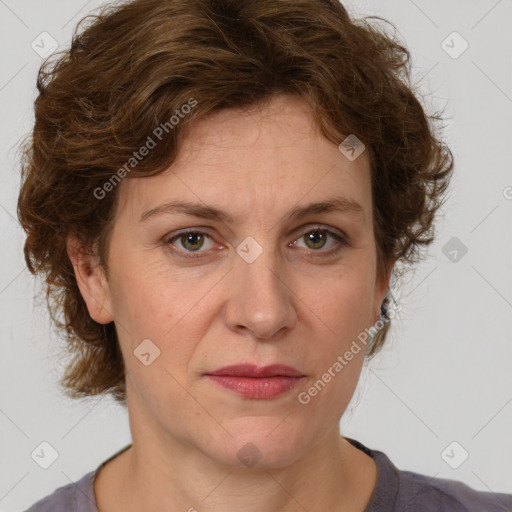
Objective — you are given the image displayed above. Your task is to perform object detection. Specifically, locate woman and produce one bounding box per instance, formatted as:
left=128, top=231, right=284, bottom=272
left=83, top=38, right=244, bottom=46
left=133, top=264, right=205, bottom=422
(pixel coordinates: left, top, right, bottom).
left=18, top=0, right=511, bottom=511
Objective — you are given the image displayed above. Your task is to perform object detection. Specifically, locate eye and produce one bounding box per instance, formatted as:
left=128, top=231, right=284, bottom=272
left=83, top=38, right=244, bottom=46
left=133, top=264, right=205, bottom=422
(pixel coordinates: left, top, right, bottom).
left=165, top=230, right=216, bottom=258
left=164, top=226, right=347, bottom=260
left=290, top=227, right=346, bottom=257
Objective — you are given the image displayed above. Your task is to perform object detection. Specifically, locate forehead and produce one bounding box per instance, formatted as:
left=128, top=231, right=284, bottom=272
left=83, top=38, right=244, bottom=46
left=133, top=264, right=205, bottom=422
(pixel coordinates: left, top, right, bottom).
left=115, top=94, right=372, bottom=227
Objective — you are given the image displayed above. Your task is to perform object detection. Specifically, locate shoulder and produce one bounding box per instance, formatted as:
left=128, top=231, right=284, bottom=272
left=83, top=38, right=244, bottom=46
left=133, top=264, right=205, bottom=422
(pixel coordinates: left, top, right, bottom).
left=344, top=437, right=512, bottom=512
left=24, top=470, right=98, bottom=512
left=395, top=468, right=512, bottom=512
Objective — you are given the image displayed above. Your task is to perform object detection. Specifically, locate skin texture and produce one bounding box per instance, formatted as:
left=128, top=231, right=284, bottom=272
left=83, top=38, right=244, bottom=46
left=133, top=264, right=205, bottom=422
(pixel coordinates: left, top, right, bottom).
left=68, top=94, right=392, bottom=511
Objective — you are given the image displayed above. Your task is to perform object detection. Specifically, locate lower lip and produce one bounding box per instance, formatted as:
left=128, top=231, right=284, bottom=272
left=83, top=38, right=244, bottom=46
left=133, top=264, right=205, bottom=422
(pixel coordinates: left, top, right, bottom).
left=206, top=375, right=304, bottom=399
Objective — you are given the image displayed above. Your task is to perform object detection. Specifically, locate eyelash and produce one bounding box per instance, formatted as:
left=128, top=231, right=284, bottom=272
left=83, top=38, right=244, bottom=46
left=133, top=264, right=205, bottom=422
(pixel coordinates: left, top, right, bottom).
left=164, top=226, right=348, bottom=260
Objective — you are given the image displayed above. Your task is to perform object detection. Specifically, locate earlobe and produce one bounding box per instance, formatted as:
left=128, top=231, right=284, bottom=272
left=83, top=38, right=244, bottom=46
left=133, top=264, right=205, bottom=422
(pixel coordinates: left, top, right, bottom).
left=66, top=236, right=114, bottom=325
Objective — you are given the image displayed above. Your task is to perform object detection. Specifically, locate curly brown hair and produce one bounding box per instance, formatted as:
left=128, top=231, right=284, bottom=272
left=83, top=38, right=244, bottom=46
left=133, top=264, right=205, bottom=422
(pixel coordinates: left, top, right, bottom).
left=17, top=0, right=454, bottom=405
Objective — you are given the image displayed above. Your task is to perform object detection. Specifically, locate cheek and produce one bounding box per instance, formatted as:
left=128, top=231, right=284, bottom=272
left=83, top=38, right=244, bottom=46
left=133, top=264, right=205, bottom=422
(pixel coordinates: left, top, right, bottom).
left=125, top=355, right=212, bottom=445
left=108, top=260, right=181, bottom=337
left=108, top=261, right=213, bottom=383
left=302, top=268, right=375, bottom=342
left=294, top=269, right=374, bottom=403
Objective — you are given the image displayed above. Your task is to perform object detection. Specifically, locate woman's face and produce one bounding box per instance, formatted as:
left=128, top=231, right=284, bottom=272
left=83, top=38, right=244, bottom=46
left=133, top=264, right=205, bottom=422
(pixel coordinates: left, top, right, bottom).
left=77, top=94, right=391, bottom=468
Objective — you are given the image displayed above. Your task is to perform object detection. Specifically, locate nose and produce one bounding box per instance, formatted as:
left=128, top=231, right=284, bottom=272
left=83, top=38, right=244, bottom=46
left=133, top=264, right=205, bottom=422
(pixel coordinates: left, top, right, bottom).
left=223, top=245, right=297, bottom=340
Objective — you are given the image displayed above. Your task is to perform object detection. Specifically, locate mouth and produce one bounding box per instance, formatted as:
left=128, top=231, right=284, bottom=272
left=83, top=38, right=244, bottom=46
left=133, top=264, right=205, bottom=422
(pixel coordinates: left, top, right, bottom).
left=205, top=364, right=305, bottom=399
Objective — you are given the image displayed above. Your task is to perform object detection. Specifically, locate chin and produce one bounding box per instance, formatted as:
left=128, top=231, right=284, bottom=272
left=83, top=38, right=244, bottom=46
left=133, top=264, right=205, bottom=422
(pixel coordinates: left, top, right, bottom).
left=209, top=417, right=312, bottom=470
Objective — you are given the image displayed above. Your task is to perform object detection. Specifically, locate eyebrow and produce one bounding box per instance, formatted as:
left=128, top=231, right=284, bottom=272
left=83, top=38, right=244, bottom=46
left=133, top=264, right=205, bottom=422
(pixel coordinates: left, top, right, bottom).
left=138, top=196, right=365, bottom=225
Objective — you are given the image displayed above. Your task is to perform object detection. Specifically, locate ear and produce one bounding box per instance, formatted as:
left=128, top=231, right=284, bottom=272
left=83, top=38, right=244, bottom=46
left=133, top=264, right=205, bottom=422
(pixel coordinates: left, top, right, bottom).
left=66, top=235, right=114, bottom=324
left=372, top=259, right=395, bottom=324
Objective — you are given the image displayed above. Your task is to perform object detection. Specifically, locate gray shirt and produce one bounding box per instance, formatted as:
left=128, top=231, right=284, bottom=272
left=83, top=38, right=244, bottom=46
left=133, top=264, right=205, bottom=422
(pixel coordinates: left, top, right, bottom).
left=24, top=437, right=512, bottom=511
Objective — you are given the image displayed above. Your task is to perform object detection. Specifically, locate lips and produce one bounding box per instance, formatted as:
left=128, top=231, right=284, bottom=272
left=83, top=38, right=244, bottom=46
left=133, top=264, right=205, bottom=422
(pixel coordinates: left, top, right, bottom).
left=205, top=364, right=305, bottom=399
left=206, top=364, right=304, bottom=378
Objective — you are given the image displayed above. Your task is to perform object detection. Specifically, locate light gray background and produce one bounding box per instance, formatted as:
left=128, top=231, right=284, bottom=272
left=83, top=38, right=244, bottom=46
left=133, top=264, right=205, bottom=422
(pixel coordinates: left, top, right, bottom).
left=1, top=1, right=511, bottom=510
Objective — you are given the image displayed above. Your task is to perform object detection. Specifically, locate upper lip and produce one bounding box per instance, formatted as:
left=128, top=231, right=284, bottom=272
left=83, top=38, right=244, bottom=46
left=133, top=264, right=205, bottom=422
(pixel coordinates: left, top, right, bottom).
left=206, top=364, right=304, bottom=378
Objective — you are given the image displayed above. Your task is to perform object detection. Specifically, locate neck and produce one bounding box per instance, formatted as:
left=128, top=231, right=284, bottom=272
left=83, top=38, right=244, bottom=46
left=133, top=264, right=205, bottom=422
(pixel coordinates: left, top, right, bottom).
left=95, top=426, right=377, bottom=512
